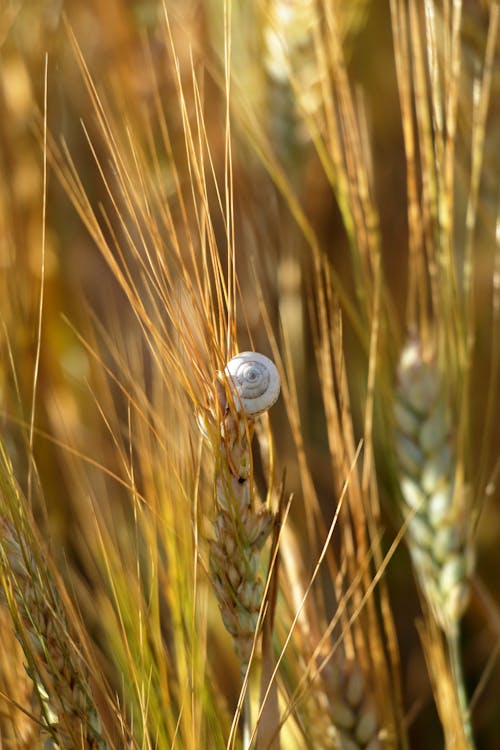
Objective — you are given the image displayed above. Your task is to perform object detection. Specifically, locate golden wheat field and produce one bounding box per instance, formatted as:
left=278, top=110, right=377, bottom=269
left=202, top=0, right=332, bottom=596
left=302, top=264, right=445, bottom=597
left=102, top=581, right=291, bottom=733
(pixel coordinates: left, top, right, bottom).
left=1, top=1, right=500, bottom=748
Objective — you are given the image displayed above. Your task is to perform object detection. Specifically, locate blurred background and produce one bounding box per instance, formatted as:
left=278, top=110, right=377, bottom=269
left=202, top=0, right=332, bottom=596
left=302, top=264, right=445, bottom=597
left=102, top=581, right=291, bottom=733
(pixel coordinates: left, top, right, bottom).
left=1, top=1, right=499, bottom=747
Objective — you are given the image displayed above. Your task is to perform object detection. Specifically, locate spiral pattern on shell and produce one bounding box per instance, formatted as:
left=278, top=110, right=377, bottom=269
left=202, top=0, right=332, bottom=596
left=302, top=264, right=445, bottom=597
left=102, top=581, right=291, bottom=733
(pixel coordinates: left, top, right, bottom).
left=224, top=352, right=280, bottom=416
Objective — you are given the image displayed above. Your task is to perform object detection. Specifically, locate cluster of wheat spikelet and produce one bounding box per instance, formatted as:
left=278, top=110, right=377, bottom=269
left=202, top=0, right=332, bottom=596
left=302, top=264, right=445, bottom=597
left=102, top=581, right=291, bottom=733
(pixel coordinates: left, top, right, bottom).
left=394, top=336, right=473, bottom=636
left=201, top=374, right=275, bottom=670
left=393, top=335, right=477, bottom=745
left=262, top=0, right=370, bottom=124
left=263, top=0, right=322, bottom=114
left=278, top=499, right=385, bottom=750
left=0, top=445, right=108, bottom=749
left=321, top=657, right=380, bottom=750
left=296, top=651, right=381, bottom=750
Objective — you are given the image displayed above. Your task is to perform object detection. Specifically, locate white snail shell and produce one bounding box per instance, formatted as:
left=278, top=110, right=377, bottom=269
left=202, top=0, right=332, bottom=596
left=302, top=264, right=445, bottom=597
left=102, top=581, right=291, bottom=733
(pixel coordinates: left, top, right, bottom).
left=224, top=352, right=280, bottom=416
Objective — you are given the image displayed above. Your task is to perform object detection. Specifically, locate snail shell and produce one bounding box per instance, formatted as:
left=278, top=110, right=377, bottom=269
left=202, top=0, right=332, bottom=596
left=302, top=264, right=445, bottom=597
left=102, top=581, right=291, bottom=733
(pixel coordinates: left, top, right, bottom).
left=224, top=352, right=280, bottom=416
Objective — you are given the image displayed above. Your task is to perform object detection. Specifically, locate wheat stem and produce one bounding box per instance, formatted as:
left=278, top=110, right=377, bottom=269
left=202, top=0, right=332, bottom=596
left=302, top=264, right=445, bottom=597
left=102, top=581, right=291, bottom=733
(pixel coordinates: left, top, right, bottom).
left=242, top=665, right=252, bottom=749
left=448, top=626, right=475, bottom=750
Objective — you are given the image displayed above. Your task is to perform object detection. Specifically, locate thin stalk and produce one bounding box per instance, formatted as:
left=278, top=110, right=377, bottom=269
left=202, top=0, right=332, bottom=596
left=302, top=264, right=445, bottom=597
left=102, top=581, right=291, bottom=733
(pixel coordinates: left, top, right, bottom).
left=448, top=625, right=475, bottom=750
left=242, top=666, right=252, bottom=749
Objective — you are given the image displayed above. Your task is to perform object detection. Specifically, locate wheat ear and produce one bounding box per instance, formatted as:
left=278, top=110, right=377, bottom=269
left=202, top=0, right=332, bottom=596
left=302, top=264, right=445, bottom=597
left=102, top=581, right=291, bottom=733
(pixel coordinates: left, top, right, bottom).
left=199, top=352, right=280, bottom=744
left=394, top=336, right=475, bottom=745
left=394, top=337, right=473, bottom=632
left=299, top=654, right=382, bottom=750
left=263, top=0, right=323, bottom=151
left=280, top=526, right=383, bottom=750
left=0, top=444, right=108, bottom=749
left=204, top=353, right=280, bottom=667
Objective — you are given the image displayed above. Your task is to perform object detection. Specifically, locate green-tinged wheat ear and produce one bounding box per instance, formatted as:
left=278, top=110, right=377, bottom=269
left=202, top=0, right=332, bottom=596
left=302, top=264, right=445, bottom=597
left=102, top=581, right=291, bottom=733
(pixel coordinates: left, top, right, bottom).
left=394, top=337, right=474, bottom=635
left=0, top=449, right=108, bottom=749
left=262, top=0, right=372, bottom=155
left=262, top=0, right=323, bottom=151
